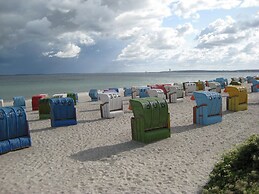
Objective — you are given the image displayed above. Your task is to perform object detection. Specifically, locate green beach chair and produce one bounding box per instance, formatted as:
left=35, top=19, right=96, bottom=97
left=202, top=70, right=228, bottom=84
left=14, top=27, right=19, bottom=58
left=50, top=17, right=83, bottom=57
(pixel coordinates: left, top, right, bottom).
left=67, top=93, right=77, bottom=105
left=39, top=98, right=51, bottom=119
left=130, top=97, right=171, bottom=143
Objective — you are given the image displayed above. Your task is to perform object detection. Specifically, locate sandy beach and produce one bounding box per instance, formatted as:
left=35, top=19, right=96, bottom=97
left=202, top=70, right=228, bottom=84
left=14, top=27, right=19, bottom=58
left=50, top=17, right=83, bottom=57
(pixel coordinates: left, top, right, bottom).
left=0, top=92, right=259, bottom=194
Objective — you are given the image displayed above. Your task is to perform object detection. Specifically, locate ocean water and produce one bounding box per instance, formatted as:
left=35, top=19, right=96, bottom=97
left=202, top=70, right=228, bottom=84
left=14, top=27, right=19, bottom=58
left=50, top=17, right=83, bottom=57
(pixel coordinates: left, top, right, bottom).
left=1, top=71, right=259, bottom=101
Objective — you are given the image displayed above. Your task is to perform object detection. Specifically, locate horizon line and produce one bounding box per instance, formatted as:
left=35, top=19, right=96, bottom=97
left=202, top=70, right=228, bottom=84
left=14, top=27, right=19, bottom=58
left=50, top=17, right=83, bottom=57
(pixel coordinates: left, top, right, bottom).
left=1, top=69, right=259, bottom=76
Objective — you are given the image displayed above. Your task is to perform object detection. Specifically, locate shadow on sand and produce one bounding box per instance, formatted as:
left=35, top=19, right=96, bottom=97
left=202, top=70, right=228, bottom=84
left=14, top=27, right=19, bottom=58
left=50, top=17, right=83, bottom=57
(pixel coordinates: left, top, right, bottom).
left=171, top=124, right=198, bottom=134
left=70, top=141, right=144, bottom=162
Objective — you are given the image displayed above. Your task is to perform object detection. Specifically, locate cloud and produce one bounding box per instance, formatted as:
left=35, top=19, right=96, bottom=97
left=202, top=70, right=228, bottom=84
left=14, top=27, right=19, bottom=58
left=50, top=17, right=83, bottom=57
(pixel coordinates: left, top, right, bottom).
left=172, top=0, right=242, bottom=19
left=117, top=27, right=185, bottom=62
left=0, top=0, right=259, bottom=73
left=196, top=14, right=259, bottom=49
left=176, top=23, right=195, bottom=36
left=25, top=17, right=51, bottom=35
left=240, top=0, right=259, bottom=7
left=52, top=43, right=81, bottom=58
left=43, top=31, right=95, bottom=58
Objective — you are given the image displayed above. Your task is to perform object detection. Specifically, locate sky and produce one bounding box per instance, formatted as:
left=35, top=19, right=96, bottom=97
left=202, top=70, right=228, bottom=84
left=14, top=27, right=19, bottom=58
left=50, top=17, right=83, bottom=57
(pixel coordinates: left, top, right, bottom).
left=0, top=0, right=259, bottom=74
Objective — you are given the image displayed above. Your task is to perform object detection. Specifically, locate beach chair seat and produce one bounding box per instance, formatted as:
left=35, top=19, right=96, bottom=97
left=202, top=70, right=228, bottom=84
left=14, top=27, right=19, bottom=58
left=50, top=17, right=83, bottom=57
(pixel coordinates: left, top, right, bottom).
left=99, top=93, right=123, bottom=119
left=130, top=97, right=170, bottom=143
left=230, top=81, right=241, bottom=85
left=32, top=94, right=48, bottom=111
left=0, top=107, right=31, bottom=154
left=225, top=86, right=248, bottom=111
left=147, top=89, right=166, bottom=99
left=13, top=96, right=26, bottom=109
left=193, top=91, right=222, bottom=125
left=49, top=97, right=77, bottom=127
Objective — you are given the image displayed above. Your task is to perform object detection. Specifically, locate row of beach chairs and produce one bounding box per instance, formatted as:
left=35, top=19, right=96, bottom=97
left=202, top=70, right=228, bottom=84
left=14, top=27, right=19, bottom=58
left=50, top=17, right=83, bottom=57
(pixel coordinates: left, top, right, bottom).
left=0, top=76, right=258, bottom=154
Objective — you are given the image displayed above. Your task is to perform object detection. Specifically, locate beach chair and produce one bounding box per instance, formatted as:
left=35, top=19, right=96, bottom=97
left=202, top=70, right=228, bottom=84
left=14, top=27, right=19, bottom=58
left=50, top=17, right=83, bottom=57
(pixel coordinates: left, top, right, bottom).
left=148, top=84, right=172, bottom=98
left=239, top=77, right=246, bottom=83
left=67, top=92, right=77, bottom=105
left=225, top=86, right=248, bottom=111
left=246, top=76, right=254, bottom=83
left=195, top=81, right=205, bottom=91
left=49, top=97, right=77, bottom=127
left=123, top=87, right=132, bottom=97
left=230, top=78, right=241, bottom=86
left=131, top=86, right=139, bottom=99
left=38, top=98, right=51, bottom=119
left=139, top=87, right=150, bottom=98
left=183, top=82, right=197, bottom=96
left=172, top=83, right=185, bottom=99
left=89, top=89, right=99, bottom=101
left=193, top=91, right=222, bottom=125
left=215, top=77, right=228, bottom=89
left=99, top=93, right=123, bottom=119
left=32, top=94, right=48, bottom=111
left=0, top=98, right=3, bottom=107
left=13, top=96, right=26, bottom=109
left=241, top=82, right=252, bottom=93
left=207, top=82, right=221, bottom=93
left=251, top=79, right=259, bottom=92
left=0, top=107, right=31, bottom=155
left=130, top=97, right=170, bottom=143
left=52, top=93, right=67, bottom=98
left=167, top=86, right=178, bottom=103
left=147, top=89, right=166, bottom=99
left=108, top=88, right=119, bottom=93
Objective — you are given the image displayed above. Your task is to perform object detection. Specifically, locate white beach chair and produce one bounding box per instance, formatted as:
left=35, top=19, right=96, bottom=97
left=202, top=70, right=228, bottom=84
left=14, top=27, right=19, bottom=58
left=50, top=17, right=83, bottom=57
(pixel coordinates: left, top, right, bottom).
left=147, top=89, right=166, bottom=99
left=208, top=82, right=221, bottom=93
left=53, top=93, right=67, bottom=98
left=99, top=93, right=123, bottom=118
left=184, top=82, right=197, bottom=96
left=173, top=83, right=185, bottom=98
left=241, top=83, right=252, bottom=93
left=167, top=86, right=178, bottom=103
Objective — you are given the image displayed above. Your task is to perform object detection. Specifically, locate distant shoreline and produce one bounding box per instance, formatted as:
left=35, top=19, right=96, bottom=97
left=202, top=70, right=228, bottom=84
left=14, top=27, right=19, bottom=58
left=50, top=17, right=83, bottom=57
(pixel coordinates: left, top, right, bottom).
left=1, top=69, right=259, bottom=76
left=159, top=69, right=259, bottom=73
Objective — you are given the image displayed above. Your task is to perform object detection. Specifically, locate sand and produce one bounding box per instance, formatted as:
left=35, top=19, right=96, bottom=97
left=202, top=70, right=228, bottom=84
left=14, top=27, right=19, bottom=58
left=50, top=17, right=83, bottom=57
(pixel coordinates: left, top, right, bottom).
left=0, top=92, right=259, bottom=194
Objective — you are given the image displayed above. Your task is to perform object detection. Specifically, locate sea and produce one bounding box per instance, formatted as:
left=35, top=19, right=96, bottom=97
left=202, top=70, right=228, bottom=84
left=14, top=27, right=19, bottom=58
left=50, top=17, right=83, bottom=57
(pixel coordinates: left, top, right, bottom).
left=1, top=71, right=259, bottom=101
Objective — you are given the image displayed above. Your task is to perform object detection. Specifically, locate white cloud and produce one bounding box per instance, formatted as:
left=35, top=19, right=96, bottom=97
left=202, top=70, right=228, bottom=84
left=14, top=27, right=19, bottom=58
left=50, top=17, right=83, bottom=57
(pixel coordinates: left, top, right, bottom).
left=57, top=31, right=95, bottom=46
left=172, top=0, right=242, bottom=19
left=240, top=0, right=259, bottom=7
left=176, top=23, right=195, bottom=36
left=117, top=27, right=185, bottom=61
left=43, top=31, right=94, bottom=58
left=52, top=43, right=81, bottom=58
